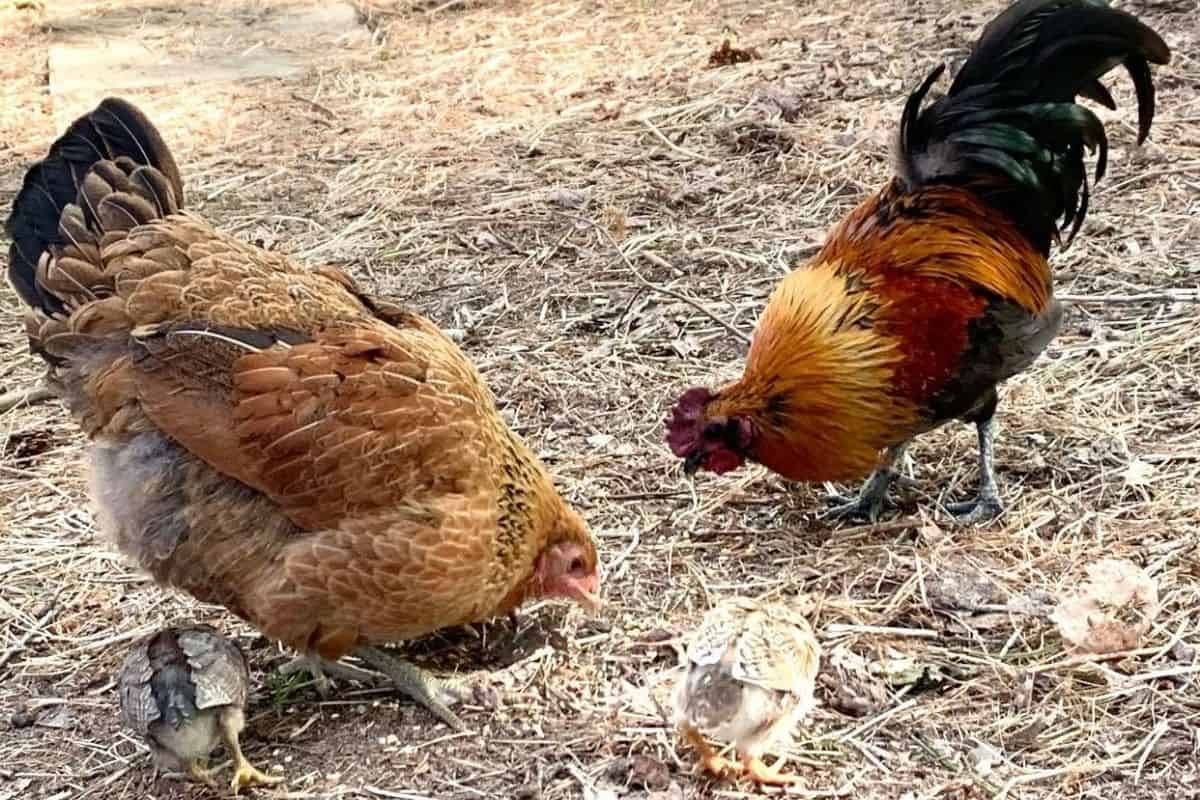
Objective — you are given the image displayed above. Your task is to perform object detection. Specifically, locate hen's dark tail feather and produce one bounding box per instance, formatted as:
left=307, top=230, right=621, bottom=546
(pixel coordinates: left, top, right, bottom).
left=896, top=0, right=1170, bottom=254
left=5, top=98, right=184, bottom=316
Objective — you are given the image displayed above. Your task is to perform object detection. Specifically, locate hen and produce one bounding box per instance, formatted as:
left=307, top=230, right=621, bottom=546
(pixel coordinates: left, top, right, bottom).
left=666, top=0, right=1170, bottom=523
left=118, top=625, right=280, bottom=793
left=6, top=98, right=600, bottom=730
left=674, top=597, right=821, bottom=785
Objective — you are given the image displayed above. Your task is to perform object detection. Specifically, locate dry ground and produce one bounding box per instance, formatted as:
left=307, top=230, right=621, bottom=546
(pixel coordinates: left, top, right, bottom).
left=2, top=0, right=1199, bottom=798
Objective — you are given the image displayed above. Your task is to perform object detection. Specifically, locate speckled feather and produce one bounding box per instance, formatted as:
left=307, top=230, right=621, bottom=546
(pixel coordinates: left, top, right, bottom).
left=677, top=598, right=820, bottom=757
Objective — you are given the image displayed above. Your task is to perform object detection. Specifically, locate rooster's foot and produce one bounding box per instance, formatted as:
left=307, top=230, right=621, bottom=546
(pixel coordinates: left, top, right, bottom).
left=944, top=494, right=1004, bottom=525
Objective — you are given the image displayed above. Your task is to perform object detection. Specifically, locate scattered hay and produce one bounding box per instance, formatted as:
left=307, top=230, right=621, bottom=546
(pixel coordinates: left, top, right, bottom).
left=1, top=0, right=1198, bottom=798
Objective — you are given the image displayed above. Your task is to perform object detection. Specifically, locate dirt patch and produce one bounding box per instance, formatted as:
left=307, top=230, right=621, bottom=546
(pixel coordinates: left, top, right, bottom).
left=1, top=0, right=1198, bottom=798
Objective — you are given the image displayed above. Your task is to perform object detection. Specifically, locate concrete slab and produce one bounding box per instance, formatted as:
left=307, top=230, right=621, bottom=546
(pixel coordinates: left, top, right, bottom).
left=47, top=2, right=364, bottom=127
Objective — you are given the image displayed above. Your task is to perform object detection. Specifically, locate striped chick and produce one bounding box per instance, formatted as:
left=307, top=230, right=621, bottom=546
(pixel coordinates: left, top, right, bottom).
left=674, top=597, right=820, bottom=785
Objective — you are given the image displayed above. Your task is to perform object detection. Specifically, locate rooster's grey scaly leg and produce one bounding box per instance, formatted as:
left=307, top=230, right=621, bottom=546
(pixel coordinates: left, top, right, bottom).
left=945, top=416, right=1005, bottom=524
left=823, top=442, right=910, bottom=523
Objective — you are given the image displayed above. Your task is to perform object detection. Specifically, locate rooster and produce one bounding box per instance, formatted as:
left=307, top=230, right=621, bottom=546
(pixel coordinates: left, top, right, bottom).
left=6, top=99, right=600, bottom=731
left=666, top=0, right=1170, bottom=523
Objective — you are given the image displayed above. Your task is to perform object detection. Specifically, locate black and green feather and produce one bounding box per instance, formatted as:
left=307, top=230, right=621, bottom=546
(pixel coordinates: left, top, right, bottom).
left=897, top=0, right=1170, bottom=254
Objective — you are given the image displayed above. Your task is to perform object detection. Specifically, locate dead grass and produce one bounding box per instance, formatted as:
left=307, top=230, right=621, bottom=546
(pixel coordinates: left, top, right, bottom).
left=2, top=0, right=1199, bottom=798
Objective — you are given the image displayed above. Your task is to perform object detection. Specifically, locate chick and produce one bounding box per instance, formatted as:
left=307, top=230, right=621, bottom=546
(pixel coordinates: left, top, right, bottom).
left=119, top=625, right=282, bottom=794
left=674, top=597, right=820, bottom=785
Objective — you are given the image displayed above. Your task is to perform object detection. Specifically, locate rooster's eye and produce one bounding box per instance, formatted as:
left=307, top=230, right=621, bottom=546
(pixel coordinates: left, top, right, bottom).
left=702, top=422, right=724, bottom=439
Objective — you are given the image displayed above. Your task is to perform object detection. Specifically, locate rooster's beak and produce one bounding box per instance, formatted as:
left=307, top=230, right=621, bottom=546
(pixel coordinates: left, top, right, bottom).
left=683, top=451, right=704, bottom=475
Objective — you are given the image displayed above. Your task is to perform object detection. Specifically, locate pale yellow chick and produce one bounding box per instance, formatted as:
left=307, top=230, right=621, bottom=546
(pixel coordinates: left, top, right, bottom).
left=673, top=597, right=820, bottom=785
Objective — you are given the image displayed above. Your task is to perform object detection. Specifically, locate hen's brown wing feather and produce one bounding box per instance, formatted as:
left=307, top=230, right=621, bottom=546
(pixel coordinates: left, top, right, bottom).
left=131, top=316, right=497, bottom=532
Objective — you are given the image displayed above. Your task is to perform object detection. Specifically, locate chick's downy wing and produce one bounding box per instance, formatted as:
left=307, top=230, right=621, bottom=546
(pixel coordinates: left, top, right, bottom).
left=731, top=605, right=820, bottom=695
left=118, top=640, right=158, bottom=735
left=178, top=627, right=250, bottom=711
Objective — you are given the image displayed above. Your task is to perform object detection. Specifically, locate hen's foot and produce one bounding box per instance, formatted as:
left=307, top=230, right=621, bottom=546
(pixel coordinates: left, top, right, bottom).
left=352, top=646, right=467, bottom=731
left=741, top=755, right=802, bottom=786
left=277, top=655, right=382, bottom=698
left=944, top=494, right=1004, bottom=525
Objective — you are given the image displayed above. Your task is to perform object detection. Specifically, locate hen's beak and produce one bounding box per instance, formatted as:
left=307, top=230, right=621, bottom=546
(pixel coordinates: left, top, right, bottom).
left=683, top=451, right=704, bottom=475
left=576, top=589, right=603, bottom=613
left=574, top=574, right=603, bottom=613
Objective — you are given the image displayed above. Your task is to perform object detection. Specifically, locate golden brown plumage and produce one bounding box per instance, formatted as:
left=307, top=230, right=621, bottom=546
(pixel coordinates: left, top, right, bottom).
left=667, top=0, right=1169, bottom=523
left=118, top=625, right=281, bottom=793
left=674, top=597, right=821, bottom=786
left=7, top=98, right=600, bottom=729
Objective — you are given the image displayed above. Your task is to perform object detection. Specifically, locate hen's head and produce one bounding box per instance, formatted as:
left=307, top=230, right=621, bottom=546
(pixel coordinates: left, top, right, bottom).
left=666, top=386, right=754, bottom=475
left=534, top=507, right=601, bottom=611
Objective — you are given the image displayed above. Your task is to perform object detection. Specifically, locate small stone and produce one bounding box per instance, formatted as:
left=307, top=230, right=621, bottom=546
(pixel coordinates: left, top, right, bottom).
left=604, top=757, right=630, bottom=782
left=9, top=710, right=35, bottom=729
left=514, top=784, right=541, bottom=800
left=628, top=755, right=671, bottom=791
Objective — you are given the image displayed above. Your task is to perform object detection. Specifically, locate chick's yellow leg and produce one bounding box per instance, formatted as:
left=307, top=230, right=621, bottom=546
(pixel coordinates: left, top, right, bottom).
left=219, top=709, right=283, bottom=794
left=682, top=726, right=742, bottom=779
left=741, top=754, right=803, bottom=786
left=185, top=759, right=218, bottom=787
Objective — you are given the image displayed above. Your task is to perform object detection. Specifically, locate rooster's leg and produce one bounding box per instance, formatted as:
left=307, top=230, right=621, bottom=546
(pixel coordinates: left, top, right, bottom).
left=183, top=759, right=218, bottom=787
left=945, top=416, right=1005, bottom=524
left=353, top=646, right=468, bottom=731
left=823, top=442, right=909, bottom=523
left=277, top=655, right=382, bottom=697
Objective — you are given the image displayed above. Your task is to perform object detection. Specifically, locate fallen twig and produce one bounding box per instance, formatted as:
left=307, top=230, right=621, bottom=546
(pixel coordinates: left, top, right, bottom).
left=1058, top=290, right=1200, bottom=304
left=0, top=593, right=61, bottom=671
left=0, top=384, right=56, bottom=414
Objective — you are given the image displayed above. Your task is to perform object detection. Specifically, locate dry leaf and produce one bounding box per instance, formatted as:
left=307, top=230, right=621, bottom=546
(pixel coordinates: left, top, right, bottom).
left=707, top=39, right=761, bottom=68
left=1122, top=457, right=1156, bottom=487
left=1051, top=559, right=1160, bottom=654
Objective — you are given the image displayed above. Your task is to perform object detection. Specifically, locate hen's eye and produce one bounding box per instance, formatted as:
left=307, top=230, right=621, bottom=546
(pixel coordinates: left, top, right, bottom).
left=568, top=557, right=585, bottom=573
left=702, top=422, right=724, bottom=439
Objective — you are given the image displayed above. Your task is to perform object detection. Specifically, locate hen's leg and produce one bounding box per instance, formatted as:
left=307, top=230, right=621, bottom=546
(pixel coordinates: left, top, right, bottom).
left=219, top=708, right=283, bottom=794
left=353, top=646, right=467, bottom=731
left=945, top=416, right=1004, bottom=524
left=277, top=655, right=382, bottom=697
left=740, top=753, right=802, bottom=786
left=681, top=726, right=741, bottom=779
left=823, top=442, right=910, bottom=523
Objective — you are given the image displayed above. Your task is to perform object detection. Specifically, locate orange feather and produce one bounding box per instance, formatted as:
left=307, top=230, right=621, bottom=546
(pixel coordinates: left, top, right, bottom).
left=705, top=183, right=1050, bottom=481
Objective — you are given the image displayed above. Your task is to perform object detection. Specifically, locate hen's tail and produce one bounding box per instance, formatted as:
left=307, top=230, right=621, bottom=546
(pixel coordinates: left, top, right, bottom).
left=5, top=98, right=184, bottom=319
left=896, top=0, right=1170, bottom=254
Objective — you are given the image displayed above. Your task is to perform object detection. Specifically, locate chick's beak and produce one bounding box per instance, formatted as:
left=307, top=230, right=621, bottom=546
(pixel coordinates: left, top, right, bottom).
left=683, top=451, right=704, bottom=475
